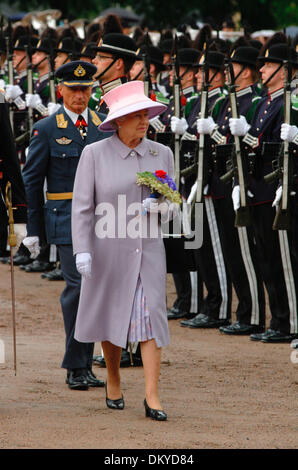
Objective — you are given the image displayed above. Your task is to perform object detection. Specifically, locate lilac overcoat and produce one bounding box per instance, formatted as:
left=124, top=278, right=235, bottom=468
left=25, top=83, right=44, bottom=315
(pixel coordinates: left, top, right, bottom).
left=72, top=133, right=174, bottom=348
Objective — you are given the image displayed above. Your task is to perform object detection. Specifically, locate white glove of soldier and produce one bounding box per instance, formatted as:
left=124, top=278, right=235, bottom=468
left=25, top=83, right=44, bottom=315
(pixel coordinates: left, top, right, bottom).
left=232, top=185, right=240, bottom=211
left=25, top=93, right=42, bottom=108
left=23, top=236, right=40, bottom=258
left=197, top=116, right=217, bottom=135
left=5, top=84, right=23, bottom=100
left=149, top=116, right=166, bottom=132
left=14, top=224, right=27, bottom=250
left=170, top=116, right=188, bottom=135
left=76, top=252, right=92, bottom=279
left=272, top=186, right=282, bottom=207
left=48, top=102, right=61, bottom=115
left=280, top=123, right=298, bottom=143
left=229, top=115, right=251, bottom=136
left=0, top=79, right=6, bottom=90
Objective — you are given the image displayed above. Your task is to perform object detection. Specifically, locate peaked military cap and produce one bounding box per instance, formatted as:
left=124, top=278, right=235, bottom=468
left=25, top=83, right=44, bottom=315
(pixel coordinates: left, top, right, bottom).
left=55, top=37, right=83, bottom=59
left=177, top=48, right=201, bottom=67
left=258, top=43, right=298, bottom=66
left=95, top=33, right=137, bottom=58
left=13, top=36, right=39, bottom=51
left=230, top=47, right=259, bottom=67
left=55, top=60, right=97, bottom=87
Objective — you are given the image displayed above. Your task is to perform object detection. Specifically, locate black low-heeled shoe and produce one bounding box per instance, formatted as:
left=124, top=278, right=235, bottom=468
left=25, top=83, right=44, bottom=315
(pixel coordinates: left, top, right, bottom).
left=144, top=399, right=167, bottom=421
left=105, top=382, right=124, bottom=410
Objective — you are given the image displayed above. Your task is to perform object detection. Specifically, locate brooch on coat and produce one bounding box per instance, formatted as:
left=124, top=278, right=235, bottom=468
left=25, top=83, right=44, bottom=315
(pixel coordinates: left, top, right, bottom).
left=149, top=149, right=158, bottom=156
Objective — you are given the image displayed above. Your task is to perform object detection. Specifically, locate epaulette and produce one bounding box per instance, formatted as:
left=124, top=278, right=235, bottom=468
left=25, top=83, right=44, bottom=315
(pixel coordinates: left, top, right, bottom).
left=90, top=109, right=102, bottom=126
left=56, top=113, right=68, bottom=128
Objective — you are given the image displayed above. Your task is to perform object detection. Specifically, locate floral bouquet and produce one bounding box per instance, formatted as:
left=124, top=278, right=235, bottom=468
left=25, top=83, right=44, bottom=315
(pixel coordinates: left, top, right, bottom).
left=136, top=170, right=182, bottom=204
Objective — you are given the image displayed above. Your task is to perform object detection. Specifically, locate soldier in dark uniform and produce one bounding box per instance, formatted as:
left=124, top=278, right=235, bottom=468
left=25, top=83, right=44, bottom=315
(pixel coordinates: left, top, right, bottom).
left=173, top=51, right=232, bottom=329
left=229, top=44, right=298, bottom=342
left=197, top=47, right=266, bottom=335
left=91, top=33, right=137, bottom=115
left=22, top=61, right=106, bottom=389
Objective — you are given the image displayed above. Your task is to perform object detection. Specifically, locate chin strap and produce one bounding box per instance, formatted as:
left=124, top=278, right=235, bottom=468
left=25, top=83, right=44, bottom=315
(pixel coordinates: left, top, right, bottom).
left=262, top=62, right=284, bottom=88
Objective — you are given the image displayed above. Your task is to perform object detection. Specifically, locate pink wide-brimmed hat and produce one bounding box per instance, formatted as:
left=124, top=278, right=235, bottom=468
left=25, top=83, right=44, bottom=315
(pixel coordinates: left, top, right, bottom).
left=99, top=81, right=167, bottom=132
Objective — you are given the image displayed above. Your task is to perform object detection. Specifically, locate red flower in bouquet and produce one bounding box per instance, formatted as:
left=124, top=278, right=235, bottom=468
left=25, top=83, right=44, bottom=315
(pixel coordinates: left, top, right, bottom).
left=155, top=170, right=167, bottom=179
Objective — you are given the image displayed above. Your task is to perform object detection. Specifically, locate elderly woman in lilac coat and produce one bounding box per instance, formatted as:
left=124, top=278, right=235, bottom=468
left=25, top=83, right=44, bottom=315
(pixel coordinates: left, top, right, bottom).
left=71, top=81, right=176, bottom=420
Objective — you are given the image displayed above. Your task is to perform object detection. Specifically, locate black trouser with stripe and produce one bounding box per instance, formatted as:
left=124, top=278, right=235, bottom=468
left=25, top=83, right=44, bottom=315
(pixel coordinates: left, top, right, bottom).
left=213, top=196, right=266, bottom=327
left=172, top=271, right=203, bottom=314
left=252, top=202, right=298, bottom=334
left=194, top=198, right=232, bottom=320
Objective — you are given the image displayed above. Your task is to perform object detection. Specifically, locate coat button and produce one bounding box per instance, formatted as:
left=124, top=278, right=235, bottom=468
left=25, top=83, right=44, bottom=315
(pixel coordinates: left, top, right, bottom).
left=135, top=248, right=140, bottom=253
left=53, top=208, right=57, bottom=212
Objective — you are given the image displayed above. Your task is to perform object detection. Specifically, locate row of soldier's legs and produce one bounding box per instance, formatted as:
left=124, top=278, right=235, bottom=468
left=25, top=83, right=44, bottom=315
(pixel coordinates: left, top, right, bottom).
left=57, top=244, right=94, bottom=369
left=251, top=203, right=298, bottom=334
left=212, top=196, right=266, bottom=327
left=194, top=198, right=232, bottom=319
left=172, top=271, right=203, bottom=314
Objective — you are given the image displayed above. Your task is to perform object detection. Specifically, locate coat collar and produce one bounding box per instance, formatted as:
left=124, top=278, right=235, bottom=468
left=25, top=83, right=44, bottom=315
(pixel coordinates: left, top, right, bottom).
left=55, top=107, right=102, bottom=147
left=110, top=133, right=148, bottom=159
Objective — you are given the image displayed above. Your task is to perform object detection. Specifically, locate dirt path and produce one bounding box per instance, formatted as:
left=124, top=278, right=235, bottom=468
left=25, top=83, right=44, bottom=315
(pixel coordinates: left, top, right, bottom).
left=0, top=263, right=297, bottom=449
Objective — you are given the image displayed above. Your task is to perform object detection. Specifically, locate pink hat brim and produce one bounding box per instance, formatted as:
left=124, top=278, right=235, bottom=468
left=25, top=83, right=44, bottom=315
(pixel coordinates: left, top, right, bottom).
left=99, top=100, right=167, bottom=132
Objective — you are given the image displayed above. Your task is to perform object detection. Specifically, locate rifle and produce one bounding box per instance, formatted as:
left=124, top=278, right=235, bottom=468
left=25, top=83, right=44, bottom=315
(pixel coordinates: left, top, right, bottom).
left=47, top=39, right=56, bottom=103
left=5, top=20, right=14, bottom=130
left=5, top=182, right=17, bottom=375
left=221, top=58, right=251, bottom=227
left=24, top=42, right=34, bottom=135
left=272, top=58, right=293, bottom=230
left=195, top=46, right=209, bottom=204
left=172, top=35, right=181, bottom=191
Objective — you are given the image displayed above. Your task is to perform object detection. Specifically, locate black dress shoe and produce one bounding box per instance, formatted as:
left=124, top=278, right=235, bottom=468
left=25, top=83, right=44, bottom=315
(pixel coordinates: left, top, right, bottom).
left=167, top=307, right=189, bottom=320
left=144, top=399, right=167, bottom=421
left=180, top=313, right=208, bottom=327
left=219, top=321, right=265, bottom=335
left=85, top=368, right=104, bottom=387
left=24, top=260, right=55, bottom=272
left=105, top=382, right=124, bottom=410
left=66, top=369, right=89, bottom=390
left=41, top=268, right=64, bottom=280
left=181, top=314, right=230, bottom=329
left=261, top=329, right=298, bottom=343
left=11, top=255, right=32, bottom=266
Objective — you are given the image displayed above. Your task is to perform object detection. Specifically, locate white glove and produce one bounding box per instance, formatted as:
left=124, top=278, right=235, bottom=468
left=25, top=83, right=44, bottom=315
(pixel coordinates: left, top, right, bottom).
left=142, top=197, right=169, bottom=215
left=232, top=185, right=254, bottom=211
left=232, top=185, right=240, bottom=211
left=0, top=79, right=6, bottom=90
left=280, top=123, right=298, bottom=143
left=76, top=252, right=92, bottom=279
left=197, top=116, right=216, bottom=135
left=5, top=84, right=23, bottom=100
left=25, top=93, right=42, bottom=108
left=149, top=117, right=166, bottom=132
left=272, top=186, right=282, bottom=207
left=48, top=102, right=61, bottom=115
left=170, top=116, right=188, bottom=135
left=14, top=224, right=27, bottom=250
left=229, top=115, right=251, bottom=136
left=14, top=96, right=26, bottom=110
left=23, top=236, right=40, bottom=258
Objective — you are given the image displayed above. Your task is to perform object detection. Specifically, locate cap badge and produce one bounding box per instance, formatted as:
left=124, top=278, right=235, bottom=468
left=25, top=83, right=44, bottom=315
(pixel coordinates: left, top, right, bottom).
left=97, top=38, right=103, bottom=47
left=265, top=49, right=269, bottom=57
left=74, top=65, right=86, bottom=77
left=231, top=50, right=235, bottom=58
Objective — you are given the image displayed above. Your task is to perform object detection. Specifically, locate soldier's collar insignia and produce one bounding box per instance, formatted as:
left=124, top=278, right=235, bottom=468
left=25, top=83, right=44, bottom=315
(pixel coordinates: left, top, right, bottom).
left=74, top=64, right=86, bottom=78
left=90, top=109, right=102, bottom=126
left=149, top=149, right=158, bottom=156
left=56, top=113, right=68, bottom=129
left=56, top=137, right=72, bottom=145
